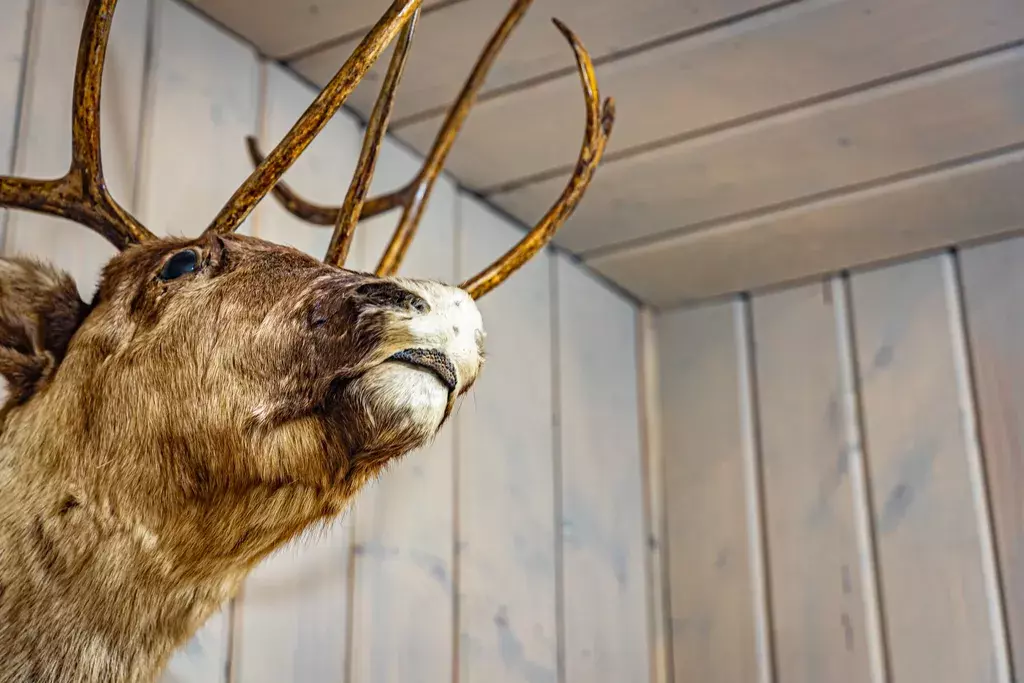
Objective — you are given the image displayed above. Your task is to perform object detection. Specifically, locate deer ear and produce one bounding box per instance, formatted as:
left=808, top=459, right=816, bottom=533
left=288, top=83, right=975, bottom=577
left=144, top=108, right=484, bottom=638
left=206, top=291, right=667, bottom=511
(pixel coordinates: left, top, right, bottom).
left=0, top=257, right=88, bottom=404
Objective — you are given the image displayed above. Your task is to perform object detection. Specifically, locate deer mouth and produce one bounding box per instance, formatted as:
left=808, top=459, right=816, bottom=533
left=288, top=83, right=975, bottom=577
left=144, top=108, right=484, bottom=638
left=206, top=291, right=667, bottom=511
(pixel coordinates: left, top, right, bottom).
left=388, top=349, right=458, bottom=393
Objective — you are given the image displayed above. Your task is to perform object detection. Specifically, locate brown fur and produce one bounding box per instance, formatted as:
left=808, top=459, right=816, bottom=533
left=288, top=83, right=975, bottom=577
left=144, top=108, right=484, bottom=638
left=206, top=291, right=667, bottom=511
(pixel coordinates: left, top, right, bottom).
left=0, top=233, right=483, bottom=682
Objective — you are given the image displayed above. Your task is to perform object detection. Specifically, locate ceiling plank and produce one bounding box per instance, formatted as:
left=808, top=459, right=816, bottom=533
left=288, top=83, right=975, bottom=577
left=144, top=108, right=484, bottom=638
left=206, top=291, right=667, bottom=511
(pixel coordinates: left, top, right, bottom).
left=585, top=147, right=1024, bottom=307
left=394, top=0, right=1024, bottom=194
left=493, top=43, right=1024, bottom=254
left=184, top=0, right=451, bottom=59
left=289, top=0, right=778, bottom=123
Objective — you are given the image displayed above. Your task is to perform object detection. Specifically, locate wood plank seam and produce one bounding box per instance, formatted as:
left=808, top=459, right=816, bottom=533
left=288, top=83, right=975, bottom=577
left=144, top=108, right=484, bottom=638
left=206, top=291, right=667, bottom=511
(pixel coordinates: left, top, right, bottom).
left=483, top=36, right=1024, bottom=199
left=943, top=251, right=1015, bottom=682
left=0, top=0, right=35, bottom=253
left=636, top=306, right=672, bottom=683
left=550, top=254, right=566, bottom=683
left=735, top=296, right=776, bottom=683
left=832, top=274, right=891, bottom=683
left=583, top=136, right=1024, bottom=264
left=278, top=0, right=469, bottom=64
left=385, top=0, right=804, bottom=132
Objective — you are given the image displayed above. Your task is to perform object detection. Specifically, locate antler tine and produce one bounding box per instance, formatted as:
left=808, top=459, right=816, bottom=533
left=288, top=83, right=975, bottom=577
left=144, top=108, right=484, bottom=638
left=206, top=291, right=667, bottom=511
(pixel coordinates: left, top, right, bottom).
left=203, top=0, right=423, bottom=236
left=243, top=136, right=408, bottom=225
left=374, top=0, right=533, bottom=277
left=327, top=8, right=421, bottom=267
left=459, top=19, right=614, bottom=300
left=242, top=0, right=534, bottom=275
left=0, top=0, right=156, bottom=250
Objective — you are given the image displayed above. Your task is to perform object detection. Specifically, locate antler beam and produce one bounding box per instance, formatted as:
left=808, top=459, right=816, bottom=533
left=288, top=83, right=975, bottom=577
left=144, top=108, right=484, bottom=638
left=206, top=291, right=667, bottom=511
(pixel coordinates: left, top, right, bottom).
left=247, top=0, right=614, bottom=298
left=0, top=0, right=156, bottom=249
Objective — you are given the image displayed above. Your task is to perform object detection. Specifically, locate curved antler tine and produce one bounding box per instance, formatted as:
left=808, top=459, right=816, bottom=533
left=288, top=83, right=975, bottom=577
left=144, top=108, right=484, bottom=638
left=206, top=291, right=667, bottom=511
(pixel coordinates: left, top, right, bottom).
left=243, top=136, right=409, bottom=225
left=327, top=8, right=420, bottom=267
left=374, top=0, right=534, bottom=276
left=0, top=0, right=156, bottom=250
left=204, top=0, right=423, bottom=236
left=459, top=19, right=614, bottom=299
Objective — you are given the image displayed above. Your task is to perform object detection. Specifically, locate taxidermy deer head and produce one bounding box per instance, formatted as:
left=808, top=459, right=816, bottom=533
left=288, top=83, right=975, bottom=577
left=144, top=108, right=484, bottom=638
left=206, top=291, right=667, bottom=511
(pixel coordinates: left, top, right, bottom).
left=0, top=0, right=613, bottom=680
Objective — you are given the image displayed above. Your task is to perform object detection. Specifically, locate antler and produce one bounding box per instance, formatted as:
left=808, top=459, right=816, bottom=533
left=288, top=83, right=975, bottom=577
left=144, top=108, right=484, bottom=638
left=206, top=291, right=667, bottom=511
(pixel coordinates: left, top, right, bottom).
left=246, top=0, right=614, bottom=297
left=204, top=0, right=422, bottom=236
left=0, top=0, right=156, bottom=250
left=459, top=19, right=614, bottom=299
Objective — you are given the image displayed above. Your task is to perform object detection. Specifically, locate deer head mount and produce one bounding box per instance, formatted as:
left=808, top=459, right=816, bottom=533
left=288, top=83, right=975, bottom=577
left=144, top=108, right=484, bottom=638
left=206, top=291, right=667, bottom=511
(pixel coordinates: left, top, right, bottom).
left=0, top=0, right=613, bottom=680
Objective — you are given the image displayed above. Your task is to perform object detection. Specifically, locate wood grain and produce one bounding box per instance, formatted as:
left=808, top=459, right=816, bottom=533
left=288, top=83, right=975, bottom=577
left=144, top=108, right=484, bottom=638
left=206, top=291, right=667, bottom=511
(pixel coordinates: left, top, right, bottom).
left=4, top=0, right=147, bottom=296
left=347, top=137, right=458, bottom=683
left=555, top=254, right=648, bottom=683
left=588, top=146, right=1024, bottom=307
left=396, top=0, right=1024, bottom=194
left=455, top=195, right=557, bottom=683
left=958, top=238, right=1024, bottom=678
left=751, top=279, right=884, bottom=683
left=849, top=254, right=1009, bottom=683
left=292, top=0, right=776, bottom=123
left=656, top=299, right=764, bottom=683
left=136, top=0, right=260, bottom=240
left=229, top=62, right=364, bottom=683
left=494, top=44, right=1024, bottom=254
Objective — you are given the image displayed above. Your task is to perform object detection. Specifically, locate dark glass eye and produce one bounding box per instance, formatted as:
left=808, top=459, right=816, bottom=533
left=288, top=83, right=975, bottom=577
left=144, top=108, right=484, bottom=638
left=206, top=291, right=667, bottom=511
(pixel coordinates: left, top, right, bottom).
left=159, top=250, right=199, bottom=281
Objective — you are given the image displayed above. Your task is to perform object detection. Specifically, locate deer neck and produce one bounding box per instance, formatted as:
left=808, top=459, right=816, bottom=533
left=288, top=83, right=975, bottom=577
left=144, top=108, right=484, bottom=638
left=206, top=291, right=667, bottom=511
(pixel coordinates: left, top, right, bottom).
left=0, top=439, right=246, bottom=683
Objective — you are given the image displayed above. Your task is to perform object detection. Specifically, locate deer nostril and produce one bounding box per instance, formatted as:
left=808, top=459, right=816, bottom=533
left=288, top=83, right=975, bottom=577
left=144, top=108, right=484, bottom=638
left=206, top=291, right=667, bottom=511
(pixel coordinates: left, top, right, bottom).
left=357, top=281, right=430, bottom=314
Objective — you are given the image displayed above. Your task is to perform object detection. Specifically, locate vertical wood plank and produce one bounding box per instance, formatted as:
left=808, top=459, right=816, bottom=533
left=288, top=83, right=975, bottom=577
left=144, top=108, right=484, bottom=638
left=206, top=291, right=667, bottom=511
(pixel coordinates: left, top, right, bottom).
left=850, top=253, right=1010, bottom=683
left=0, top=0, right=31, bottom=242
left=347, top=139, right=457, bottom=683
left=957, top=238, right=1024, bottom=678
left=228, top=61, right=365, bottom=683
left=656, top=299, right=761, bottom=683
left=751, top=279, right=885, bottom=683
left=638, top=306, right=671, bottom=683
left=4, top=0, right=148, bottom=295
left=455, top=196, right=557, bottom=683
left=137, top=2, right=258, bottom=681
left=136, top=0, right=259, bottom=239
left=555, top=255, right=648, bottom=683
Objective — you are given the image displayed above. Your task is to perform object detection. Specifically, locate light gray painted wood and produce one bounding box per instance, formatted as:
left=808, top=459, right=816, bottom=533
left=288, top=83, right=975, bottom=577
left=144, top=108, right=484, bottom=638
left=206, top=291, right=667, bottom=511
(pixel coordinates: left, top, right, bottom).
left=396, top=0, right=1024, bottom=194
left=656, top=299, right=763, bottom=683
left=455, top=195, right=557, bottom=683
left=291, top=0, right=776, bottom=124
left=588, top=147, right=1024, bottom=307
left=0, top=0, right=31, bottom=242
left=751, top=279, right=884, bottom=683
left=4, top=0, right=148, bottom=296
left=185, top=0, right=450, bottom=59
left=849, top=254, right=1009, bottom=683
left=136, top=0, right=260, bottom=240
left=555, top=254, right=648, bottom=683
left=229, top=62, right=364, bottom=683
left=958, top=237, right=1024, bottom=676
left=495, top=44, right=1024, bottom=254
left=347, top=137, right=458, bottom=683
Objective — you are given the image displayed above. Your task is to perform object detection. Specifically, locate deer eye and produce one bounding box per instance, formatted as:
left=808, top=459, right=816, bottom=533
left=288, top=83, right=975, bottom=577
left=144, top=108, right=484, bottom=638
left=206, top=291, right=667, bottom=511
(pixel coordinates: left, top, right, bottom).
left=159, top=250, right=199, bottom=281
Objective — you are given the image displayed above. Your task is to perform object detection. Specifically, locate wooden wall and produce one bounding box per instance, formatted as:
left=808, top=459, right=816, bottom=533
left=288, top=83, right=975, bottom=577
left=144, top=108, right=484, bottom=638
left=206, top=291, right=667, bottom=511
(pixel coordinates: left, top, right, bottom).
left=0, top=0, right=652, bottom=681
left=648, top=243, right=1024, bottom=683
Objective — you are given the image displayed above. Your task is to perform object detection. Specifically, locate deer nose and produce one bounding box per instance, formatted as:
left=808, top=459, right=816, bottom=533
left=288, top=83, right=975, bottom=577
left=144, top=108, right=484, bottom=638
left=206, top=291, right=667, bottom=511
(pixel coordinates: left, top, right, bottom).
left=356, top=281, right=430, bottom=314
